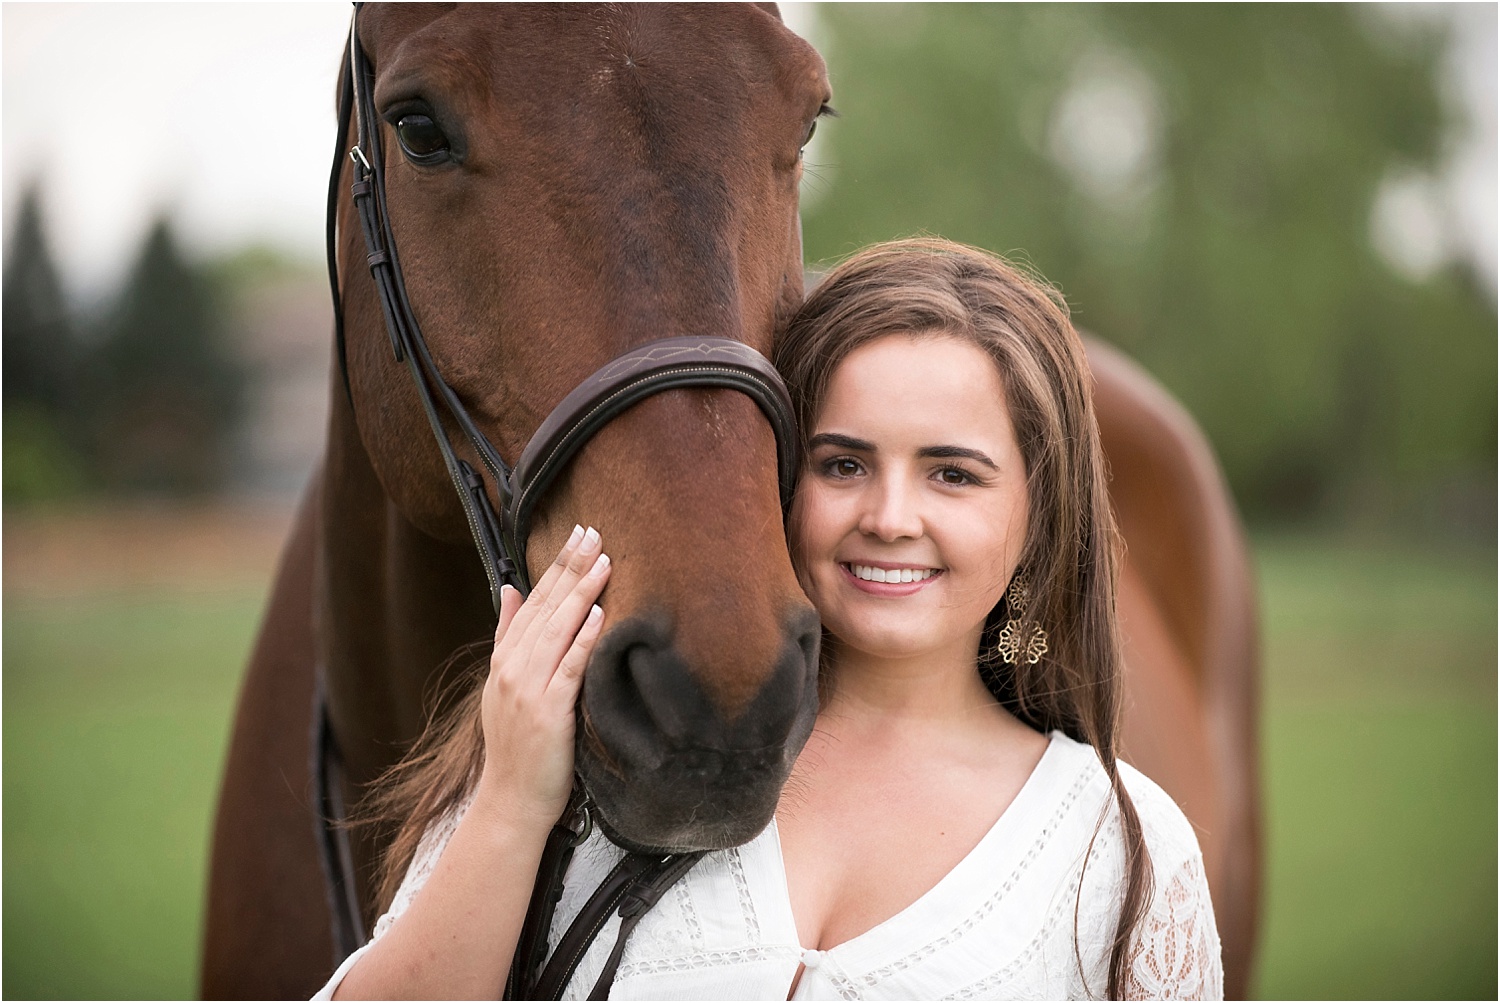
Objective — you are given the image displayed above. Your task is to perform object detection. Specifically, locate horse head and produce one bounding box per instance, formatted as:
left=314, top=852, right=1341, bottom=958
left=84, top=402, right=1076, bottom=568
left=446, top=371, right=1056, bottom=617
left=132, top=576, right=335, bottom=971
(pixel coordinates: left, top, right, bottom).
left=335, top=3, right=830, bottom=851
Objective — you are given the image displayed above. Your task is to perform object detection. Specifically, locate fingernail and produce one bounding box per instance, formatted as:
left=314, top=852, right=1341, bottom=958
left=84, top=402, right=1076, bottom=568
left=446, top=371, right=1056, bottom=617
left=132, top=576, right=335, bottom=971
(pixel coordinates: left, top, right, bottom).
left=586, top=604, right=603, bottom=625
left=583, top=526, right=600, bottom=550
left=591, top=553, right=611, bottom=575
left=500, top=584, right=514, bottom=597
left=568, top=524, right=584, bottom=547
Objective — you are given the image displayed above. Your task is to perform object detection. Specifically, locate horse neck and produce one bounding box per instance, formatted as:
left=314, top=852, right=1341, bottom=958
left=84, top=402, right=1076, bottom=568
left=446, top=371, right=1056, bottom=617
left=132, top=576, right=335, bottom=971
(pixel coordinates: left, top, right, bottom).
left=317, top=381, right=495, bottom=789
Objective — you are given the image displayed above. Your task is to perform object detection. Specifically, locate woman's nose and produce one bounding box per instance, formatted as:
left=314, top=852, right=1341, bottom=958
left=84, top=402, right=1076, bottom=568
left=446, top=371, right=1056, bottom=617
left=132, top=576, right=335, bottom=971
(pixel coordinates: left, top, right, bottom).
left=857, top=474, right=923, bottom=541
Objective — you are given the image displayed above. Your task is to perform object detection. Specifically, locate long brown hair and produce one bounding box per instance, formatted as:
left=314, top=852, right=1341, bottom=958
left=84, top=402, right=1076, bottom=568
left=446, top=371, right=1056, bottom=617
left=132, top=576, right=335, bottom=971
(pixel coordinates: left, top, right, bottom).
left=774, top=237, right=1152, bottom=999
left=358, top=643, right=490, bottom=918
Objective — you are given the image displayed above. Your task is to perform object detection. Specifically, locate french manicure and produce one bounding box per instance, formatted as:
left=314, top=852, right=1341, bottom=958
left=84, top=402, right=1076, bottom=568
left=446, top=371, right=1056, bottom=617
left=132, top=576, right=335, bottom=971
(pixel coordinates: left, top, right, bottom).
left=586, top=604, right=603, bottom=625
left=582, top=526, right=601, bottom=550
left=567, top=524, right=584, bottom=548
left=590, top=553, right=611, bottom=576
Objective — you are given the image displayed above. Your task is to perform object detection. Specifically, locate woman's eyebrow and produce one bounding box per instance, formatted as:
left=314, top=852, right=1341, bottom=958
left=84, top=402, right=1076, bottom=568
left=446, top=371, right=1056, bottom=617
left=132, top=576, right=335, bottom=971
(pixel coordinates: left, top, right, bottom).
left=807, top=432, right=875, bottom=452
left=807, top=434, right=999, bottom=471
left=918, top=445, right=999, bottom=470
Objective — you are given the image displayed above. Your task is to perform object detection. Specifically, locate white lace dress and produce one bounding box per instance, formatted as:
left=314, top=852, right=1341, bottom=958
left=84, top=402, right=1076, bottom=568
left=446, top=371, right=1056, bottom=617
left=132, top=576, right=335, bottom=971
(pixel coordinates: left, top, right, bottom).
left=316, top=730, right=1222, bottom=1000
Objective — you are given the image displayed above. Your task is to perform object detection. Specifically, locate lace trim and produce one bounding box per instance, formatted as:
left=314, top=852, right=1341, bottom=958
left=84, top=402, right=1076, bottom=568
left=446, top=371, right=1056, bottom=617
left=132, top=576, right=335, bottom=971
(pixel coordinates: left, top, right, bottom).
left=1123, top=854, right=1223, bottom=1001
left=615, top=945, right=798, bottom=980
left=829, top=764, right=1094, bottom=998
left=726, top=846, right=762, bottom=941
left=945, top=819, right=1223, bottom=1001
left=675, top=879, right=704, bottom=949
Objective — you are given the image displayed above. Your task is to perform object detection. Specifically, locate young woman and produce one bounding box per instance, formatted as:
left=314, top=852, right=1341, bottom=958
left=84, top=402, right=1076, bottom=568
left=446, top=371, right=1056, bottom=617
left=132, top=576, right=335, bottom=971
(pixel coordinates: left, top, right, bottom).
left=319, top=239, right=1222, bottom=1000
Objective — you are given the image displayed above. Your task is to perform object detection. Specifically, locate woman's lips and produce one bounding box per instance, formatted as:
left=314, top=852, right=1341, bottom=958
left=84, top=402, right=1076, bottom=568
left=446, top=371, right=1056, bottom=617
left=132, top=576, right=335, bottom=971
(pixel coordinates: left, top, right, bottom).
left=838, top=562, right=944, bottom=597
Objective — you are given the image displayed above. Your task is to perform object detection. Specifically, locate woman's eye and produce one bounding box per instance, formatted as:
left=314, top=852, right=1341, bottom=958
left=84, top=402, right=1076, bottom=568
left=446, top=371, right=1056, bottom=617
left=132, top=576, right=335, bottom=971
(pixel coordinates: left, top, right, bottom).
left=937, top=466, right=974, bottom=486
left=823, top=457, right=861, bottom=478
left=395, top=114, right=450, bottom=162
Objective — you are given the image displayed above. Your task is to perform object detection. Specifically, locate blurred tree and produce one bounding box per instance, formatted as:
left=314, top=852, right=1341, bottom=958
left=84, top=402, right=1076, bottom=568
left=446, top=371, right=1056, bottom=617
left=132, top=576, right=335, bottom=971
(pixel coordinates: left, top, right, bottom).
left=2, top=186, right=87, bottom=504
left=803, top=5, right=1495, bottom=522
left=86, top=216, right=245, bottom=495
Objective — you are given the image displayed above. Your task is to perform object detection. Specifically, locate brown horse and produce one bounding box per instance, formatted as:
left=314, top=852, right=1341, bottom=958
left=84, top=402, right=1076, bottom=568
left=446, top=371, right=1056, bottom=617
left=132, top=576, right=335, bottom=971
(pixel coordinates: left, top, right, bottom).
left=203, top=4, right=829, bottom=997
left=202, top=5, right=1259, bottom=999
left=1088, top=337, right=1261, bottom=998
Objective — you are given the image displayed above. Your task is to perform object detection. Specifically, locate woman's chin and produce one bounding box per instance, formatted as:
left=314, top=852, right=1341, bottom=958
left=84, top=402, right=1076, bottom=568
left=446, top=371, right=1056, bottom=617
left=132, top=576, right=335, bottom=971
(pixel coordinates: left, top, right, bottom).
left=826, top=626, right=948, bottom=664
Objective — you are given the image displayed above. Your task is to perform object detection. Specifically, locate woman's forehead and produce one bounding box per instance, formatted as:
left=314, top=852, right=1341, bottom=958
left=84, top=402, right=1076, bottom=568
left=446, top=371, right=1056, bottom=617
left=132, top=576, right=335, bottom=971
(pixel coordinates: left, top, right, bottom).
left=815, top=333, right=1017, bottom=448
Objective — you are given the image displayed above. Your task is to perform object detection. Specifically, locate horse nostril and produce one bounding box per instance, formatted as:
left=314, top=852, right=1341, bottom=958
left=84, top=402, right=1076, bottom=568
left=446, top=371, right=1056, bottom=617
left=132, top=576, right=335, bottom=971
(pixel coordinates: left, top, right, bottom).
left=585, top=616, right=706, bottom=758
left=622, top=639, right=690, bottom=740
left=578, top=608, right=824, bottom=848
left=585, top=610, right=820, bottom=755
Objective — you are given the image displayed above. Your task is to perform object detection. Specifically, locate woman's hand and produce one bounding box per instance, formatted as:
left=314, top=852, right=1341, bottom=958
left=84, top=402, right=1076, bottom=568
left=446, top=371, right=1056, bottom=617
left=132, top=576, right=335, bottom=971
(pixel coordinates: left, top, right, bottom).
left=476, top=524, right=611, bottom=827
left=331, top=525, right=609, bottom=1000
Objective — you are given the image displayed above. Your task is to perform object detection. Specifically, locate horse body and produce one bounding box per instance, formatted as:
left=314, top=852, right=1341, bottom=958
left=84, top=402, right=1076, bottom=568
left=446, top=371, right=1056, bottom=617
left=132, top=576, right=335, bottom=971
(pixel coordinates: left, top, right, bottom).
left=1089, top=337, right=1260, bottom=998
left=203, top=6, right=1258, bottom=999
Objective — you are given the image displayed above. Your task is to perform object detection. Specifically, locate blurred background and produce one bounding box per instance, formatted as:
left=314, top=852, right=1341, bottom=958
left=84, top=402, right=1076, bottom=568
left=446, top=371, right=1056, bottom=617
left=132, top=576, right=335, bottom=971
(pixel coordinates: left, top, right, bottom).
left=3, top=3, right=1494, bottom=998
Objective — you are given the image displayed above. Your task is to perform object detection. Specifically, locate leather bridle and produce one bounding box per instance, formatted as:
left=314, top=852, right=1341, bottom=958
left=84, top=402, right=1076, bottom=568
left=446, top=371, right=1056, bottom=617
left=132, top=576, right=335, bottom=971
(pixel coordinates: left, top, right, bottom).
left=328, top=8, right=798, bottom=611
left=317, top=7, right=802, bottom=997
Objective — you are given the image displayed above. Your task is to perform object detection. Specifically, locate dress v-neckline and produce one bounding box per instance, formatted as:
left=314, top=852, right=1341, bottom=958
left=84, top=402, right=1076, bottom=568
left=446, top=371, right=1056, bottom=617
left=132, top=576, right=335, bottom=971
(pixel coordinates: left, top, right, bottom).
left=765, top=729, right=1068, bottom=972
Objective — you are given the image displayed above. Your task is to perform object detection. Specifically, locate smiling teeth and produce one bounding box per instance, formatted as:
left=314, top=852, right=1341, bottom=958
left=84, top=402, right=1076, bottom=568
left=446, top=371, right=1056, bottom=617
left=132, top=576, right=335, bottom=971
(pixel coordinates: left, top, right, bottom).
left=849, top=564, right=936, bottom=584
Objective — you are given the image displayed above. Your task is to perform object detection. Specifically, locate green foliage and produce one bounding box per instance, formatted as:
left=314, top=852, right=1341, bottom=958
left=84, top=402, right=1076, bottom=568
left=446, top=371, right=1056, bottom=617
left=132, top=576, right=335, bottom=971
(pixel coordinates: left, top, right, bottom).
left=803, top=5, right=1495, bottom=520
left=1, top=193, right=250, bottom=502
left=2, top=403, right=87, bottom=506
left=202, top=242, right=320, bottom=293
left=86, top=218, right=245, bottom=495
left=3, top=188, right=90, bottom=503
left=4, top=189, right=78, bottom=415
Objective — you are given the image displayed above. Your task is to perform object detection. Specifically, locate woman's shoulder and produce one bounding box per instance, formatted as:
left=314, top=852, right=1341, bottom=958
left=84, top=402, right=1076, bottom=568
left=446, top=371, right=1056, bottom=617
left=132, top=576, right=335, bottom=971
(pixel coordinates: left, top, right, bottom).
left=1044, top=730, right=1205, bottom=868
left=1118, top=758, right=1208, bottom=865
left=1043, top=732, right=1223, bottom=999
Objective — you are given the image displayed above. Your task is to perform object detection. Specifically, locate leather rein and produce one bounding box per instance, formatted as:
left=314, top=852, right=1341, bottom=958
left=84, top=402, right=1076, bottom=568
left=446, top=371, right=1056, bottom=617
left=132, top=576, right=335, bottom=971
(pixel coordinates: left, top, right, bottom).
left=316, top=7, right=800, bottom=998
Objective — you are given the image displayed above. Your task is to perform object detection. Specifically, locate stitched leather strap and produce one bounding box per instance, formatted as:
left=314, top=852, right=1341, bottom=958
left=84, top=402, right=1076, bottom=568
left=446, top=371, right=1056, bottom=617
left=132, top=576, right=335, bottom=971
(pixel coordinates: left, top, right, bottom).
left=587, top=852, right=707, bottom=1000
left=507, top=336, right=798, bottom=578
left=345, top=25, right=521, bottom=610
left=506, top=788, right=592, bottom=999
left=532, top=850, right=707, bottom=1000
left=531, top=854, right=657, bottom=999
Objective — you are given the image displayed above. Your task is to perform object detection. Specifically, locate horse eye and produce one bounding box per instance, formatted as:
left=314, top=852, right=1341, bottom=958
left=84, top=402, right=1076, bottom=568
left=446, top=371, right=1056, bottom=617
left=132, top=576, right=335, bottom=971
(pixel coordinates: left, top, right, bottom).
left=395, top=114, right=450, bottom=162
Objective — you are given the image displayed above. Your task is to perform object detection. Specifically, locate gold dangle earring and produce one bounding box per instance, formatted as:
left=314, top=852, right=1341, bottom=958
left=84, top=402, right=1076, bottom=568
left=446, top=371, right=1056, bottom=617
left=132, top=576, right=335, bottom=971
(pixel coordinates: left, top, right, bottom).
left=995, top=572, right=1049, bottom=665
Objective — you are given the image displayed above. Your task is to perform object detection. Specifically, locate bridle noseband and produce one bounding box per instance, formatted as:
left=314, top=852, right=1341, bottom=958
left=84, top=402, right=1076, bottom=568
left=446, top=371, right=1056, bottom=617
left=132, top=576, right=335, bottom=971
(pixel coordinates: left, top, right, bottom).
left=327, top=9, right=799, bottom=611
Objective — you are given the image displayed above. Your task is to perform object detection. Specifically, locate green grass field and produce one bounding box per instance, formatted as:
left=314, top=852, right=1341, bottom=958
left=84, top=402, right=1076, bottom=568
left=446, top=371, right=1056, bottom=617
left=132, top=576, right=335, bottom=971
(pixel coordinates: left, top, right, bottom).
left=1251, top=534, right=1496, bottom=999
left=3, top=535, right=1495, bottom=999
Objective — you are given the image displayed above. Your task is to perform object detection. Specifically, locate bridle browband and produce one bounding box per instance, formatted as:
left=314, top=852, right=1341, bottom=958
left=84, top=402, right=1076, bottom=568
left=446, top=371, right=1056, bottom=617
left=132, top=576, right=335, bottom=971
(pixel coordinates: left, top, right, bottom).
left=318, top=6, right=802, bottom=997
left=328, top=8, right=798, bottom=611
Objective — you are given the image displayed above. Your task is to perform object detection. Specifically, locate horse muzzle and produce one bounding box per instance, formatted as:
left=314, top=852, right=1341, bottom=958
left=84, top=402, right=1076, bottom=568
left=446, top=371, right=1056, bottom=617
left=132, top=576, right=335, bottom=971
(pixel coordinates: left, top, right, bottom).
left=576, top=605, right=820, bottom=852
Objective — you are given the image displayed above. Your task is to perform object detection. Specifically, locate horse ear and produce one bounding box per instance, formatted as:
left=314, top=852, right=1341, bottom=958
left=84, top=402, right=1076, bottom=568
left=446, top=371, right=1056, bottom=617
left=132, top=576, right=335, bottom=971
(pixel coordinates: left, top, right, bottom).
left=753, top=3, right=783, bottom=22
